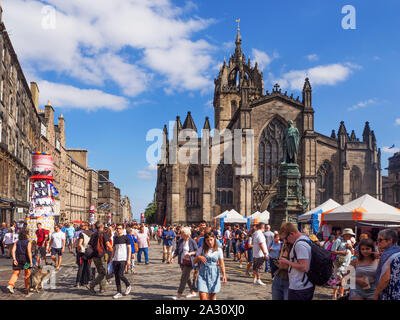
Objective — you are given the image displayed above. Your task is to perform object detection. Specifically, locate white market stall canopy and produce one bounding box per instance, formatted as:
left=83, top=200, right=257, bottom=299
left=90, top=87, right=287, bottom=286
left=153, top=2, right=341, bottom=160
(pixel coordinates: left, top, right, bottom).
left=298, top=199, right=341, bottom=223
left=216, top=209, right=247, bottom=224
left=321, top=194, right=400, bottom=224
left=214, top=210, right=230, bottom=220
left=249, top=211, right=261, bottom=218
left=249, top=210, right=270, bottom=224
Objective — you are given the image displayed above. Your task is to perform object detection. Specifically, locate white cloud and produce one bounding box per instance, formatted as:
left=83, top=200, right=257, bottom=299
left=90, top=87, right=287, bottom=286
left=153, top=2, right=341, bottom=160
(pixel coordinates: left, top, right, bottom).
left=143, top=39, right=214, bottom=93
left=2, top=0, right=215, bottom=99
left=272, top=63, right=357, bottom=91
left=306, top=54, right=319, bottom=61
left=348, top=98, right=377, bottom=111
left=251, top=49, right=278, bottom=70
left=395, top=119, right=400, bottom=126
left=382, top=146, right=400, bottom=154
left=37, top=80, right=129, bottom=111
left=137, top=170, right=153, bottom=180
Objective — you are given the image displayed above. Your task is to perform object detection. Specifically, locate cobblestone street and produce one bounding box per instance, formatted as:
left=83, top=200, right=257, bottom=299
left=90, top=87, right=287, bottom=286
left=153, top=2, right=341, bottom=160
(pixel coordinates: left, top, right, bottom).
left=0, top=239, right=332, bottom=300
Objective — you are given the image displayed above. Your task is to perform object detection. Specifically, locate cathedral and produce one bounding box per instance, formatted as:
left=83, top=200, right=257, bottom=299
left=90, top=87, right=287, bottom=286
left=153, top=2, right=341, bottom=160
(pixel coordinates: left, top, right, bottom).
left=154, top=28, right=382, bottom=225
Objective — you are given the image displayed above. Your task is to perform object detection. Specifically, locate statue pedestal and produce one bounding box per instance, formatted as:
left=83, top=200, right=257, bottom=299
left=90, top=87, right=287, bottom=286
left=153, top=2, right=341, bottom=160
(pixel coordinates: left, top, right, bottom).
left=270, top=163, right=308, bottom=231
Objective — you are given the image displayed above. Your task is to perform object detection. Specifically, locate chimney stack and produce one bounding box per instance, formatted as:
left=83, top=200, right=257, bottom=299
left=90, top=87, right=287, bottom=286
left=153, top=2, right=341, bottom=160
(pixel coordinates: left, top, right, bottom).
left=30, top=82, right=40, bottom=112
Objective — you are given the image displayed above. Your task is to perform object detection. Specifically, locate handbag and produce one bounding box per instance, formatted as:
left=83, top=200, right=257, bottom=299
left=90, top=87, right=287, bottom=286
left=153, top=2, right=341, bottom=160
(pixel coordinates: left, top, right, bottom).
left=182, top=256, right=192, bottom=267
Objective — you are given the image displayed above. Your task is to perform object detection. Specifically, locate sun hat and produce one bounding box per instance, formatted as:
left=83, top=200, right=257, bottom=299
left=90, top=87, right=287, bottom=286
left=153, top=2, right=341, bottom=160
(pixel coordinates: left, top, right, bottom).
left=342, top=228, right=355, bottom=236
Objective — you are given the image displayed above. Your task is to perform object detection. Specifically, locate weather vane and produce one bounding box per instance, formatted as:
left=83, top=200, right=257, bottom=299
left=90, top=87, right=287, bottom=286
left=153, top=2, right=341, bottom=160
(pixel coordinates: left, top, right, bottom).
left=236, top=18, right=240, bottom=31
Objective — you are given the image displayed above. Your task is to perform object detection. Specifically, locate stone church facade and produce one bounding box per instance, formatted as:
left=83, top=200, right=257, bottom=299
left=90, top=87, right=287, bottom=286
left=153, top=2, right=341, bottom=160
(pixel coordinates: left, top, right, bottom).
left=154, top=29, right=382, bottom=225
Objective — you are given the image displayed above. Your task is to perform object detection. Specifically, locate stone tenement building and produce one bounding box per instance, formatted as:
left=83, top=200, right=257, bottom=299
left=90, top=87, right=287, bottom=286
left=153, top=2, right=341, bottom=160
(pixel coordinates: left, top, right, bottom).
left=154, top=29, right=382, bottom=225
left=383, top=152, right=400, bottom=208
left=0, top=4, right=131, bottom=224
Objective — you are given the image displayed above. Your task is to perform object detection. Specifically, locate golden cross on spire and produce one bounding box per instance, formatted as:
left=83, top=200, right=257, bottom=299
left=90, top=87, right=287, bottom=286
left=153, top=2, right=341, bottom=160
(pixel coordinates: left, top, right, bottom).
left=236, top=18, right=240, bottom=31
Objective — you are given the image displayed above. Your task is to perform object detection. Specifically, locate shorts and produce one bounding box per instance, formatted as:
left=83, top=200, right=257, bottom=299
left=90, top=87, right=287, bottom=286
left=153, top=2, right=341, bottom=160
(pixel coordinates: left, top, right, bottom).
left=66, top=237, right=73, bottom=246
left=51, top=248, right=63, bottom=256
left=253, top=257, right=265, bottom=272
left=35, top=246, right=47, bottom=258
left=247, top=249, right=253, bottom=263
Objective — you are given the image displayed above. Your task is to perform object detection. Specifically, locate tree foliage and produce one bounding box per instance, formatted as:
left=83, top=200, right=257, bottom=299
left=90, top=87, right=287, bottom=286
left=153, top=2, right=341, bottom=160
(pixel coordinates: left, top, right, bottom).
left=144, top=200, right=157, bottom=224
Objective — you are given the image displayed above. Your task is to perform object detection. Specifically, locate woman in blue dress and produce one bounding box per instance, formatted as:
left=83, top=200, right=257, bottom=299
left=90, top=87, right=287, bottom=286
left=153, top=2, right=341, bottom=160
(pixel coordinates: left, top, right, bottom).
left=194, top=232, right=227, bottom=300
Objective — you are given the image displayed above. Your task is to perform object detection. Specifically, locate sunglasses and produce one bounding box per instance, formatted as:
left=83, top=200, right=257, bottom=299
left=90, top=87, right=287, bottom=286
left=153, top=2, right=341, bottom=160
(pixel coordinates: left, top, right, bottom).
left=377, top=238, right=386, bottom=243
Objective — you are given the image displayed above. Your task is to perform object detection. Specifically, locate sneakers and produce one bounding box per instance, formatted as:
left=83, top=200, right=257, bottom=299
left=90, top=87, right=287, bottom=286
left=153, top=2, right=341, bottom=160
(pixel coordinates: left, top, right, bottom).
left=239, top=264, right=243, bottom=268
left=7, top=285, right=14, bottom=294
left=172, top=296, right=181, bottom=300
left=113, top=293, right=123, bottom=299
left=256, top=280, right=266, bottom=286
left=125, top=285, right=132, bottom=295
left=253, top=278, right=257, bottom=284
left=186, top=293, right=197, bottom=298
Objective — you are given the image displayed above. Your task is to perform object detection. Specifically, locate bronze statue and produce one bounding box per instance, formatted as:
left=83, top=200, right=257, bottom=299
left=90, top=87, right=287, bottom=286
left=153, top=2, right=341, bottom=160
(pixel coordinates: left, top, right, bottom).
left=282, top=120, right=300, bottom=164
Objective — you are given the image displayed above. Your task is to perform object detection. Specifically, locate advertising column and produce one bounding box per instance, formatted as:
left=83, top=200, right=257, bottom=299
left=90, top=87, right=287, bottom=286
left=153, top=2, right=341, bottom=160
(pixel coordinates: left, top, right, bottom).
left=25, top=152, right=59, bottom=241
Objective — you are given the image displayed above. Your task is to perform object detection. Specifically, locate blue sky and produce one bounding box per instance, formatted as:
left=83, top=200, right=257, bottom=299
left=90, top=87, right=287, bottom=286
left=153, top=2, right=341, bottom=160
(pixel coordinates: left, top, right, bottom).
left=2, top=0, right=400, bottom=220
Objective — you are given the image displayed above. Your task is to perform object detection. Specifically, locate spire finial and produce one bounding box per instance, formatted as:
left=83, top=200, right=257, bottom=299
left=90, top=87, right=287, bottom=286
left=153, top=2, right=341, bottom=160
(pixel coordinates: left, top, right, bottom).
left=235, top=18, right=241, bottom=48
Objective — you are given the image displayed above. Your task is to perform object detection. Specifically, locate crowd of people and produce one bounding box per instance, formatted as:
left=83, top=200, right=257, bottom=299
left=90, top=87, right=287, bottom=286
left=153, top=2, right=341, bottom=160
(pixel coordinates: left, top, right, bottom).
left=1, top=219, right=400, bottom=300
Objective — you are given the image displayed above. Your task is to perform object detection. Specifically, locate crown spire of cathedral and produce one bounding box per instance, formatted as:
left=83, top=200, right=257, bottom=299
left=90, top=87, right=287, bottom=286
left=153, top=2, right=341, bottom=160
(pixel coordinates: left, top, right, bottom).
left=234, top=18, right=242, bottom=60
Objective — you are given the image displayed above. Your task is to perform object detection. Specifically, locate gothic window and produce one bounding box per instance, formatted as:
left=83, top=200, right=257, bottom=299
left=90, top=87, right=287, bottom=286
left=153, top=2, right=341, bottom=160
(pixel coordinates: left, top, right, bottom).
left=215, top=163, right=233, bottom=205
left=186, top=165, right=201, bottom=208
left=259, top=118, right=286, bottom=185
left=350, top=166, right=362, bottom=200
left=316, top=161, right=334, bottom=206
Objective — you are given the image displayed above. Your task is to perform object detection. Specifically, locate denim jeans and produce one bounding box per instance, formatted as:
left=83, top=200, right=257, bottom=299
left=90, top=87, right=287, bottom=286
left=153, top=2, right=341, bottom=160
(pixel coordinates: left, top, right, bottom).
left=137, top=247, right=149, bottom=263
left=269, top=257, right=279, bottom=277
left=225, top=240, right=231, bottom=258
left=264, top=258, right=270, bottom=272
left=271, top=275, right=289, bottom=300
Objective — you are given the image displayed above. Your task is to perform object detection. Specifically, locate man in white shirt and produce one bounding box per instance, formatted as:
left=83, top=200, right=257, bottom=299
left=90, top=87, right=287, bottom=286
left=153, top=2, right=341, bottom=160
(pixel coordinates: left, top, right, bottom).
left=279, top=222, right=314, bottom=301
left=252, top=223, right=269, bottom=285
left=48, top=224, right=66, bottom=271
left=224, top=226, right=232, bottom=258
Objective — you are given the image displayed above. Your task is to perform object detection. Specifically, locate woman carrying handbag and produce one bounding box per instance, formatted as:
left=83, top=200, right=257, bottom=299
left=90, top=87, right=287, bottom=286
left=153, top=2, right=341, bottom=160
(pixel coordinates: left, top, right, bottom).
left=172, top=227, right=198, bottom=300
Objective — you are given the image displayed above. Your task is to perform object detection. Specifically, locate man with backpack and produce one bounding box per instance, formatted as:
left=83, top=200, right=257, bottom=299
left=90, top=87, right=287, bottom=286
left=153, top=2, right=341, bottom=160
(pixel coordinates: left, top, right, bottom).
left=87, top=222, right=113, bottom=295
left=279, top=222, right=332, bottom=301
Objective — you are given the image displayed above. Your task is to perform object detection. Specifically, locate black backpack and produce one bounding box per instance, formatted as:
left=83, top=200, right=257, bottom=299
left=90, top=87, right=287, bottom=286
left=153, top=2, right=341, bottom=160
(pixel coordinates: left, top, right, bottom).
left=291, top=238, right=333, bottom=287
